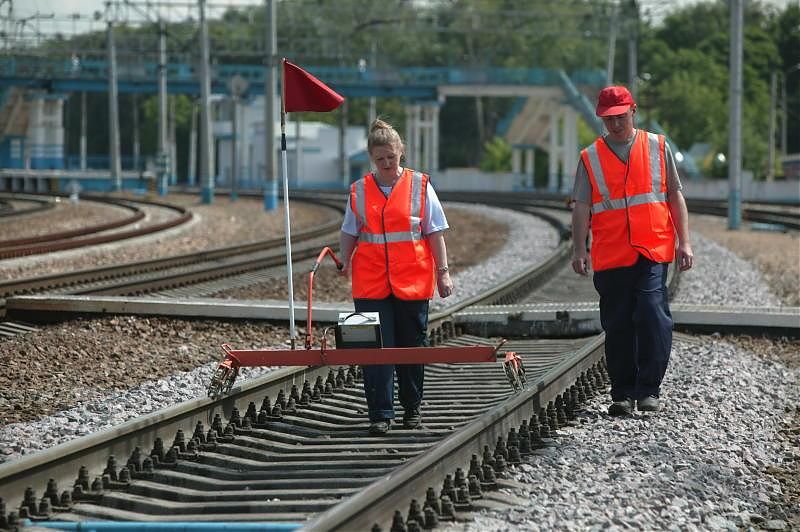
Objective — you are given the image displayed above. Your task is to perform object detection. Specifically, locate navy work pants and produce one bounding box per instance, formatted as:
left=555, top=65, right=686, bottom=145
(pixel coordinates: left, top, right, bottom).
left=353, top=296, right=429, bottom=422
left=593, top=255, right=673, bottom=401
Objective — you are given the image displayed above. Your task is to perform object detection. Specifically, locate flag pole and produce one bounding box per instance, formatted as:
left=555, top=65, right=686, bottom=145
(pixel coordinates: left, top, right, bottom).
left=280, top=58, right=297, bottom=348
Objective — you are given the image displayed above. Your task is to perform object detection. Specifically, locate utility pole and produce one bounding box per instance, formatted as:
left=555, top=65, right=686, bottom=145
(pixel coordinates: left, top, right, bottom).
left=199, top=0, right=214, bottom=204
left=606, top=1, right=619, bottom=86
left=768, top=70, right=777, bottom=181
left=369, top=40, right=376, bottom=126
left=339, top=99, right=348, bottom=187
left=231, top=97, right=238, bottom=200
left=80, top=91, right=87, bottom=171
left=158, top=20, right=169, bottom=195
left=782, top=64, right=800, bottom=157
left=188, top=100, right=197, bottom=187
left=263, top=0, right=278, bottom=210
left=106, top=17, right=122, bottom=191
left=627, top=0, right=638, bottom=100
left=169, top=96, right=177, bottom=184
left=228, top=74, right=248, bottom=202
left=728, top=0, right=743, bottom=230
left=132, top=94, right=140, bottom=172
left=781, top=73, right=787, bottom=155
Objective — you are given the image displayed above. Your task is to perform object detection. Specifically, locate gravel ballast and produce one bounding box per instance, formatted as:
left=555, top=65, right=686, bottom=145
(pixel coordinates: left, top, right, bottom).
left=0, top=197, right=797, bottom=529
left=440, top=334, right=799, bottom=531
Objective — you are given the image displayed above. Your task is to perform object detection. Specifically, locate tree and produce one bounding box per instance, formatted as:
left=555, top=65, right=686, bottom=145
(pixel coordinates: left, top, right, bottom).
left=638, top=0, right=786, bottom=178
left=479, top=136, right=512, bottom=172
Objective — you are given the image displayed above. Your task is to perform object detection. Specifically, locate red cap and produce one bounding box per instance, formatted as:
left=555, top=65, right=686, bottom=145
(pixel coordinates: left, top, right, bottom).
left=595, top=86, right=635, bottom=117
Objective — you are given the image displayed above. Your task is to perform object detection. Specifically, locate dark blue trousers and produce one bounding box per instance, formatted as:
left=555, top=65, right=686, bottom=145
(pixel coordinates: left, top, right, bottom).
left=353, top=296, right=429, bottom=422
left=593, top=255, right=673, bottom=402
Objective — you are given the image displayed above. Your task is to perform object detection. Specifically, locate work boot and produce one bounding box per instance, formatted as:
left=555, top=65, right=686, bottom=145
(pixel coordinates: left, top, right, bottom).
left=369, top=420, right=391, bottom=435
left=402, top=408, right=421, bottom=429
left=637, top=395, right=661, bottom=412
left=607, top=398, right=634, bottom=416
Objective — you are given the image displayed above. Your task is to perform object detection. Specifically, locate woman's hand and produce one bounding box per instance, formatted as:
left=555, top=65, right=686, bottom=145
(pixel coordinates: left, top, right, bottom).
left=437, top=270, right=454, bottom=298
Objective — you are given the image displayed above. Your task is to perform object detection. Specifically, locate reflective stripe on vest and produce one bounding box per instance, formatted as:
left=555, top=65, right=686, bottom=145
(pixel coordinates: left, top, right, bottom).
left=585, top=132, right=665, bottom=214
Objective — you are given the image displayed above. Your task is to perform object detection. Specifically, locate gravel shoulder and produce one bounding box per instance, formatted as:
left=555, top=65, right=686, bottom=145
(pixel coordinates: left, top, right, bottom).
left=690, top=214, right=799, bottom=307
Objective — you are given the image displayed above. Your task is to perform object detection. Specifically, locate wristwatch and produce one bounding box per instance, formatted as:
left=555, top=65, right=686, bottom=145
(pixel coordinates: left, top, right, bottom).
left=437, top=266, right=449, bottom=274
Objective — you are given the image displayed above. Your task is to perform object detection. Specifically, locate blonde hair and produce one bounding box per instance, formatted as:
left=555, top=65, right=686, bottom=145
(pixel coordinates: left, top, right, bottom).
left=367, top=118, right=404, bottom=155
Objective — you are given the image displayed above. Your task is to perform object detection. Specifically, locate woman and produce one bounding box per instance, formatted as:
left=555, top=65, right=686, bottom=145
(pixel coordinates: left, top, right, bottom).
left=339, top=118, right=454, bottom=435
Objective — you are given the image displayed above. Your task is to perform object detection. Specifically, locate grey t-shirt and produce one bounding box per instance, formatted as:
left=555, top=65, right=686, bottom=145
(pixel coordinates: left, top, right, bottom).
left=572, top=130, right=682, bottom=205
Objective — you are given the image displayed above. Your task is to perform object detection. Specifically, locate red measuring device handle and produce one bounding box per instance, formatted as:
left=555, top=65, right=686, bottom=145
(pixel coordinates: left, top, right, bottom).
left=306, top=247, right=343, bottom=350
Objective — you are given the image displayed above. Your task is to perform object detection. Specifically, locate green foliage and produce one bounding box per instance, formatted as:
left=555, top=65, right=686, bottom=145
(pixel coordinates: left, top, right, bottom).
left=638, top=0, right=792, bottom=178
left=479, top=137, right=512, bottom=172
left=577, top=116, right=596, bottom=150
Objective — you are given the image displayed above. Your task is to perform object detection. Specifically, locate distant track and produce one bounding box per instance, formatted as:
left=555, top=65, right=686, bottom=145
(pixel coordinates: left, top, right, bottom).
left=0, top=194, right=191, bottom=259
left=0, top=193, right=53, bottom=218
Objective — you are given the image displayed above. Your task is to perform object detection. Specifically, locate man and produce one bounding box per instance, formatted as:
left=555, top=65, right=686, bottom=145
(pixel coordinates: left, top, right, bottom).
left=571, top=85, right=694, bottom=416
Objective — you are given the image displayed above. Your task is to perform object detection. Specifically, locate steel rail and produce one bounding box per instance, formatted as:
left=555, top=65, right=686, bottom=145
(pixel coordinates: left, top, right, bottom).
left=0, top=194, right=53, bottom=218
left=0, top=365, right=337, bottom=524
left=0, top=196, right=190, bottom=260
left=77, top=235, right=344, bottom=297
left=0, top=198, right=144, bottom=250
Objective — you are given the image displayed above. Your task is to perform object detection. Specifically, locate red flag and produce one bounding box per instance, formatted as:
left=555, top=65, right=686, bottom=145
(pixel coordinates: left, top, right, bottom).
left=283, top=59, right=344, bottom=113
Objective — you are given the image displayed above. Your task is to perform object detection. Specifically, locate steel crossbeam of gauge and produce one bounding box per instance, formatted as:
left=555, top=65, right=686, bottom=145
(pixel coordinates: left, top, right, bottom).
left=219, top=344, right=500, bottom=366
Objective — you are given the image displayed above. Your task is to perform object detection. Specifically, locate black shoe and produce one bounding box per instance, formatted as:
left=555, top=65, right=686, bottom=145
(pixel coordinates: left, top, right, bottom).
left=402, top=408, right=421, bottom=429
left=637, top=395, right=661, bottom=412
left=369, top=420, right=391, bottom=435
left=607, top=398, right=634, bottom=416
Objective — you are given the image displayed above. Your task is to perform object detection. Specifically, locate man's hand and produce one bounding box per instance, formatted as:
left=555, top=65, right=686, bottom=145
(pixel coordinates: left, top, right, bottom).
left=676, top=242, right=694, bottom=271
left=570, top=201, right=591, bottom=276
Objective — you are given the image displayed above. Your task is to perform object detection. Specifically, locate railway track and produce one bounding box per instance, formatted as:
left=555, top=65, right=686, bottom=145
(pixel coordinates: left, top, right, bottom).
left=0, top=191, right=796, bottom=531
left=0, top=194, right=192, bottom=260
left=0, top=196, right=636, bottom=529
left=0, top=197, right=345, bottom=319
left=685, top=198, right=800, bottom=230
left=0, top=196, right=578, bottom=530
left=0, top=193, right=53, bottom=218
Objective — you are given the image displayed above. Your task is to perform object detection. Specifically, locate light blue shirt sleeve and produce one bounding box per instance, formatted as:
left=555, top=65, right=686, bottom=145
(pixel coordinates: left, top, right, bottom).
left=341, top=196, right=359, bottom=236
left=423, top=183, right=448, bottom=235
left=340, top=181, right=448, bottom=237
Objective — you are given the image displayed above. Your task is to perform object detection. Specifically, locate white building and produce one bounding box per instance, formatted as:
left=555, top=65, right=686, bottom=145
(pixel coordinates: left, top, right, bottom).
left=215, top=96, right=367, bottom=190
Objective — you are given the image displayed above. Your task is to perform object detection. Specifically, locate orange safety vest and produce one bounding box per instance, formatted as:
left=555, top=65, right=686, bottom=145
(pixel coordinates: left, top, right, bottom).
left=349, top=169, right=435, bottom=300
left=580, top=130, right=676, bottom=271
